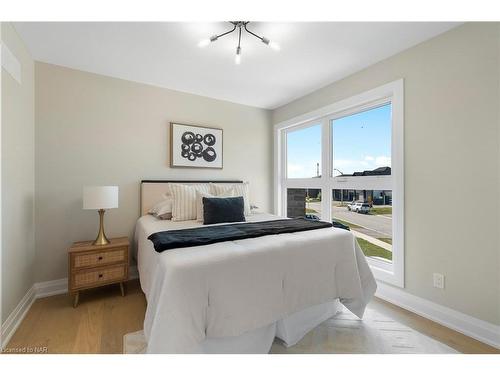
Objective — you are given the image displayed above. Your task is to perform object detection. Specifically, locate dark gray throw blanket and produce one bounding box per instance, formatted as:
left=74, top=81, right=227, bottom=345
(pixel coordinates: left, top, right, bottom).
left=148, top=218, right=333, bottom=253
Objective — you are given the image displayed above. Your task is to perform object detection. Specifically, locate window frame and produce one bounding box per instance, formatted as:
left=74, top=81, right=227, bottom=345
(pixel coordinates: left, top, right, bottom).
left=274, top=79, right=404, bottom=287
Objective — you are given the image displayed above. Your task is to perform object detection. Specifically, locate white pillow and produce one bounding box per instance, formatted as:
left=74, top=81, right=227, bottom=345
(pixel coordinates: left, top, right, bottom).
left=195, top=189, right=236, bottom=222
left=148, top=197, right=173, bottom=220
left=210, top=182, right=251, bottom=216
left=169, top=183, right=210, bottom=221
left=164, top=183, right=210, bottom=197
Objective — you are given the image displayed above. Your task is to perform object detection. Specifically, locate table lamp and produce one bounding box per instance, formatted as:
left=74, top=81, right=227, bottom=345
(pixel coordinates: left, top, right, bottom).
left=83, top=186, right=119, bottom=245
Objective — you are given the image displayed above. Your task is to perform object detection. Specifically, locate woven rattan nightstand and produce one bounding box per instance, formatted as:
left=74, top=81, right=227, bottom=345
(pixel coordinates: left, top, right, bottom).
left=68, top=237, right=129, bottom=307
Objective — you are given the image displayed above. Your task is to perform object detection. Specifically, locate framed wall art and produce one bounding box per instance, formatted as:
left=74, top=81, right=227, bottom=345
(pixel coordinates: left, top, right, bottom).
left=170, top=122, right=223, bottom=169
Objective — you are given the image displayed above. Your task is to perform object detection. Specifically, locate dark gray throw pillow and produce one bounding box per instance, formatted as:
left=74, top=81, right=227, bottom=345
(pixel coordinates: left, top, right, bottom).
left=202, top=196, right=246, bottom=225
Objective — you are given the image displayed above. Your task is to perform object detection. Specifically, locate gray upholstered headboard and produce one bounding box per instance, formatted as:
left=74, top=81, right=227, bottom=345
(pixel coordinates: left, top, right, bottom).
left=140, top=180, right=243, bottom=216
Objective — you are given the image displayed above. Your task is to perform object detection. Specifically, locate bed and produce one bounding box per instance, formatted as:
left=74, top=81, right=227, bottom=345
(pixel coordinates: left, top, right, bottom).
left=135, top=180, right=377, bottom=353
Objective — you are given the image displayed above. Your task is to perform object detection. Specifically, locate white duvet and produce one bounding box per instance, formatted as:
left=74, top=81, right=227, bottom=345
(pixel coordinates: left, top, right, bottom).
left=135, top=213, right=377, bottom=353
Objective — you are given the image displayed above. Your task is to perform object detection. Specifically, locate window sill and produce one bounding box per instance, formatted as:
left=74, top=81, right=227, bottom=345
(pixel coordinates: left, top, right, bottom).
left=367, top=257, right=404, bottom=288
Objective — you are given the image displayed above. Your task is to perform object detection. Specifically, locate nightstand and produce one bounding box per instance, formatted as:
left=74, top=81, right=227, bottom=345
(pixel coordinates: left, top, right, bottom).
left=68, top=237, right=129, bottom=307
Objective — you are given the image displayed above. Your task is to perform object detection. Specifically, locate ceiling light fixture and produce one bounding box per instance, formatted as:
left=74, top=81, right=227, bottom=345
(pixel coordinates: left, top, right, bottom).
left=198, top=21, right=280, bottom=65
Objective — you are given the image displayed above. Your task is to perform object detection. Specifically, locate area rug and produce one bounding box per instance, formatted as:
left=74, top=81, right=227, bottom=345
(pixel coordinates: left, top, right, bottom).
left=123, top=307, right=458, bottom=354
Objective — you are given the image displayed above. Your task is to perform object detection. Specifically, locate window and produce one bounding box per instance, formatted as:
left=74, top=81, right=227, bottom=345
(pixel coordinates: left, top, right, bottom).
left=331, top=104, right=393, bottom=264
left=286, top=124, right=322, bottom=179
left=274, top=80, right=404, bottom=287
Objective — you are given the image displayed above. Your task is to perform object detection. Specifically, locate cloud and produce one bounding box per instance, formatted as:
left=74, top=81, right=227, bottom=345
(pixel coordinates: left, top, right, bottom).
left=288, top=163, right=304, bottom=172
left=334, top=155, right=391, bottom=174
left=288, top=155, right=391, bottom=178
left=375, top=156, right=391, bottom=167
left=287, top=163, right=305, bottom=178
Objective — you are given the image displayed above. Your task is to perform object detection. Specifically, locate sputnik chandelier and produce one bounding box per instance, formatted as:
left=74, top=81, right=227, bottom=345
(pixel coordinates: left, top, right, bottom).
left=198, top=21, right=280, bottom=64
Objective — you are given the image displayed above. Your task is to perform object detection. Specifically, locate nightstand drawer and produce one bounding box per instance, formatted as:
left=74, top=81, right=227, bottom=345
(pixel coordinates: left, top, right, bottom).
left=73, top=247, right=127, bottom=269
left=73, top=265, right=126, bottom=289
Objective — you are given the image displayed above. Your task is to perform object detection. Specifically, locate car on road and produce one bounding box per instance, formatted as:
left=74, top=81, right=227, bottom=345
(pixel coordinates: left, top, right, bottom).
left=356, top=202, right=371, bottom=214
left=347, top=201, right=357, bottom=211
left=348, top=201, right=371, bottom=214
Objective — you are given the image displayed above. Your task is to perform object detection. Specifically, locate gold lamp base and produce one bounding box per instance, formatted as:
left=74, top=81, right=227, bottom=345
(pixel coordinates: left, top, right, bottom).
left=93, top=209, right=110, bottom=246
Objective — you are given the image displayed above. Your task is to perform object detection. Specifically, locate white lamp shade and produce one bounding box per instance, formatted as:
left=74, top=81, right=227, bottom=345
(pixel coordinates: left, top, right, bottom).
left=83, top=186, right=119, bottom=210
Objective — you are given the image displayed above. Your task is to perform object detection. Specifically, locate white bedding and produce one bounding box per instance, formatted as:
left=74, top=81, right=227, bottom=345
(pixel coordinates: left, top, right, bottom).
left=135, top=213, right=376, bottom=353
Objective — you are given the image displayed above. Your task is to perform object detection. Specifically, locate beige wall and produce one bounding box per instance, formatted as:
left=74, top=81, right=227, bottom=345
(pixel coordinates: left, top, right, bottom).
left=1, top=23, right=35, bottom=323
left=35, top=62, right=272, bottom=282
left=273, top=23, right=500, bottom=325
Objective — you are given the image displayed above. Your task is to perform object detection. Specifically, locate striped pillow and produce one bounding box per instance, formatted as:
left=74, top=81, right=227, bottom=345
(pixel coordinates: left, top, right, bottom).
left=164, top=183, right=209, bottom=197
left=210, top=182, right=251, bottom=216
left=169, top=183, right=210, bottom=221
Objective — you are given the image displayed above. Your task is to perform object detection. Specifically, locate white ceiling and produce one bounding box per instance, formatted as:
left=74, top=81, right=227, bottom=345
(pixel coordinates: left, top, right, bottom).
left=14, top=22, right=459, bottom=109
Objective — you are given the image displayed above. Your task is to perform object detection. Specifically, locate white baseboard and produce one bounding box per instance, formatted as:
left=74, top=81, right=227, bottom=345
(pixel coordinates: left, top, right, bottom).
left=375, top=281, right=500, bottom=349
left=35, top=278, right=68, bottom=298
left=0, top=286, right=36, bottom=349
left=1, top=265, right=139, bottom=349
left=33, top=265, right=139, bottom=298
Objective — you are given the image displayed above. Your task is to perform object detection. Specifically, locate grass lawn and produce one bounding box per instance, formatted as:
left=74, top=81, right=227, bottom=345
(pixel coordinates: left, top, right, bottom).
left=356, top=237, right=392, bottom=261
left=370, top=206, right=392, bottom=215
left=305, top=208, right=318, bottom=213
left=378, top=238, right=392, bottom=245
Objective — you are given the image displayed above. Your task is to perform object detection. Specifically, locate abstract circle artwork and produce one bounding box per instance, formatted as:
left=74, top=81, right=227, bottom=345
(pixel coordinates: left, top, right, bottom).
left=171, top=123, right=223, bottom=169
left=181, top=132, right=217, bottom=162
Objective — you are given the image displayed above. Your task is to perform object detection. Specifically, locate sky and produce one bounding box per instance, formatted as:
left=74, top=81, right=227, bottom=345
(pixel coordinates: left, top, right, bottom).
left=287, top=103, right=392, bottom=178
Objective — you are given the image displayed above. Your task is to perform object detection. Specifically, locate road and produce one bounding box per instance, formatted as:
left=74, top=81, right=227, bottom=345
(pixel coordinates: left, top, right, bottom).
left=307, top=203, right=392, bottom=237
left=333, top=206, right=392, bottom=237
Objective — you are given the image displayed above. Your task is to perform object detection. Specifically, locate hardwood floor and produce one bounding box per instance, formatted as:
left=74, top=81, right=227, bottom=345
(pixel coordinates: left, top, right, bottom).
left=6, top=281, right=146, bottom=354
left=5, top=279, right=498, bottom=354
left=369, top=298, right=499, bottom=354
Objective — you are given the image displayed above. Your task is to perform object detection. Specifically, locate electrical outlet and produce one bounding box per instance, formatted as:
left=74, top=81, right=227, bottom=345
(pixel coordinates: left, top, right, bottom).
left=433, top=273, right=445, bottom=289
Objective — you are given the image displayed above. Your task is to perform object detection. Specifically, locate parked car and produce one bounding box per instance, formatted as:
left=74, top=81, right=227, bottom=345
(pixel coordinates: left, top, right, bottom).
left=305, top=214, right=320, bottom=221
left=354, top=202, right=371, bottom=214
left=348, top=201, right=371, bottom=214
left=347, top=201, right=358, bottom=211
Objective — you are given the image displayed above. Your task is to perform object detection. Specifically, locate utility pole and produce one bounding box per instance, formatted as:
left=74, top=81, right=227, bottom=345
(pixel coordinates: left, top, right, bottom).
left=333, top=168, right=344, bottom=206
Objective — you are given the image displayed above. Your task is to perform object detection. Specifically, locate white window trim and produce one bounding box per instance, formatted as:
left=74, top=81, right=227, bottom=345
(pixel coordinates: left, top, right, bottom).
left=274, top=79, right=404, bottom=288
